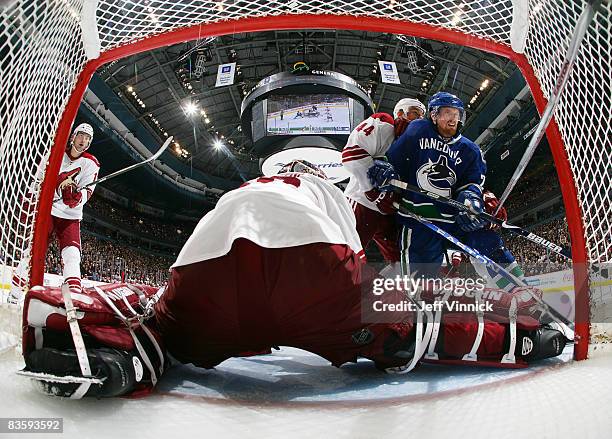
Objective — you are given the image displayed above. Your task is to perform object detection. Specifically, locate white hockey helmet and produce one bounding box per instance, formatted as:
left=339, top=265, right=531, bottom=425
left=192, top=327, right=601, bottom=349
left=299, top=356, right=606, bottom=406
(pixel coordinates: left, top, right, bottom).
left=393, top=98, right=426, bottom=119
left=72, top=123, right=94, bottom=146
left=73, top=123, right=94, bottom=138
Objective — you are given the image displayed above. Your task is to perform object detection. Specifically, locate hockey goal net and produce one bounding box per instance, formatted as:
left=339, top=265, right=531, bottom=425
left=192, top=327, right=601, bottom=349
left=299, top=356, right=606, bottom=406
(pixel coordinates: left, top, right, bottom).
left=0, top=0, right=610, bottom=359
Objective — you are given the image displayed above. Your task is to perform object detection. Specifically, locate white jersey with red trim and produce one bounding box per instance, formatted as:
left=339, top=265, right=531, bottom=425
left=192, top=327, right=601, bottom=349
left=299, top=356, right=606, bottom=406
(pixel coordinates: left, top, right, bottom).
left=342, top=113, right=395, bottom=213
left=173, top=173, right=364, bottom=268
left=51, top=151, right=100, bottom=220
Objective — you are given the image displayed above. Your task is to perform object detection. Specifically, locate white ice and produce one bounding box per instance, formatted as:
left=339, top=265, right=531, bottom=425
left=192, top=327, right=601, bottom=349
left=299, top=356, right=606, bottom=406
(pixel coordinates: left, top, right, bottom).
left=1, top=344, right=611, bottom=439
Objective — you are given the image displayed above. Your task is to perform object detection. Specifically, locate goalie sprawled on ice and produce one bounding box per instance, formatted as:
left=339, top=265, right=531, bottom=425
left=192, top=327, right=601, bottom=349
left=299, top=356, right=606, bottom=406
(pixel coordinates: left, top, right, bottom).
left=19, top=161, right=568, bottom=398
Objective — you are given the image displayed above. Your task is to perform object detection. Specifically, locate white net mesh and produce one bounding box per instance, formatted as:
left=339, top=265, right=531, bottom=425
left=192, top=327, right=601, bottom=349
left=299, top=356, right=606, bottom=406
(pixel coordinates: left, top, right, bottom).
left=0, top=0, right=610, bottom=354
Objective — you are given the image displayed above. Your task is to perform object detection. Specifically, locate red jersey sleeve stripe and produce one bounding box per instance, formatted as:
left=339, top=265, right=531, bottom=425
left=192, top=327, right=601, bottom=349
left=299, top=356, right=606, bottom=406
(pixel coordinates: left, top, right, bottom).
left=343, top=145, right=363, bottom=152
left=342, top=154, right=371, bottom=163
left=341, top=147, right=368, bottom=158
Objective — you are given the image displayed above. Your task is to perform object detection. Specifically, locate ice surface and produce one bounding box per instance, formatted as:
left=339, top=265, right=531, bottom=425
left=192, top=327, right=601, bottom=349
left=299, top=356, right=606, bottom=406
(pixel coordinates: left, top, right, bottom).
left=1, top=345, right=612, bottom=439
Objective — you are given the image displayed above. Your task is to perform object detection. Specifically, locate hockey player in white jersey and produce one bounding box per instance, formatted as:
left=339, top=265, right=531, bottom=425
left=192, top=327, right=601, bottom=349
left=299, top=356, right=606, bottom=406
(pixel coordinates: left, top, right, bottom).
left=10, top=123, right=100, bottom=303
left=342, top=98, right=425, bottom=262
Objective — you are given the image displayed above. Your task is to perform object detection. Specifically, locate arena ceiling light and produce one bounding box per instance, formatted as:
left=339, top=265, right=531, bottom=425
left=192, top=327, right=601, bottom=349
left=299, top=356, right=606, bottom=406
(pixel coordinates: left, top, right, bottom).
left=184, top=101, right=198, bottom=116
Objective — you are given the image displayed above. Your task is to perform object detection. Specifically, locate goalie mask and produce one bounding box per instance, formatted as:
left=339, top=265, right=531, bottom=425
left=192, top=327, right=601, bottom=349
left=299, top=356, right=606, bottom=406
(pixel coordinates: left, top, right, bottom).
left=278, top=159, right=328, bottom=180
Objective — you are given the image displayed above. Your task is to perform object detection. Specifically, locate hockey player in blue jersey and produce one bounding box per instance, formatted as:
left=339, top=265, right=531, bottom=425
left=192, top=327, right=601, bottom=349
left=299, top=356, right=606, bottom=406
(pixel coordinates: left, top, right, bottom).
left=368, top=92, right=487, bottom=277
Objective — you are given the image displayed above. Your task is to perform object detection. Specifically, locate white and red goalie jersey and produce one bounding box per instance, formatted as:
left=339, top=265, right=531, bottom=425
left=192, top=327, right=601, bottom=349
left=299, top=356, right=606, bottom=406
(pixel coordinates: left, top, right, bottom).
left=172, top=172, right=364, bottom=268
left=342, top=113, right=395, bottom=213
left=51, top=151, right=100, bottom=220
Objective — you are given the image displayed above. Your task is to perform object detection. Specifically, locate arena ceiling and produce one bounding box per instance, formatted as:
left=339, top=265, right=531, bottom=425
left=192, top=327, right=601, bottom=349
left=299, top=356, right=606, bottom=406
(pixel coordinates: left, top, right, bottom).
left=95, top=29, right=518, bottom=186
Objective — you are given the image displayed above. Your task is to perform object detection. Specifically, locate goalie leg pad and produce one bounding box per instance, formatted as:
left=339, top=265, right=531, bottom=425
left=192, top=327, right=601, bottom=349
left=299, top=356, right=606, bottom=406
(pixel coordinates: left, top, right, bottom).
left=21, top=283, right=166, bottom=397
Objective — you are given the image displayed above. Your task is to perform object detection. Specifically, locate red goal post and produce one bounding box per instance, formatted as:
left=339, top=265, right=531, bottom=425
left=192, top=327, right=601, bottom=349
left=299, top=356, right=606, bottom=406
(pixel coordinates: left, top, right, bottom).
left=1, top=1, right=609, bottom=360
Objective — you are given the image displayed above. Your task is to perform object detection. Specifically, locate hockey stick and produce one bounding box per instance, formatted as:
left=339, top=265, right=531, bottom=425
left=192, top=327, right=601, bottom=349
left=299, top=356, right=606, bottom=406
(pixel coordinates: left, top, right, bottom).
left=393, top=200, right=575, bottom=334
left=495, top=0, right=603, bottom=211
left=54, top=136, right=172, bottom=202
left=388, top=178, right=608, bottom=277
left=388, top=179, right=571, bottom=258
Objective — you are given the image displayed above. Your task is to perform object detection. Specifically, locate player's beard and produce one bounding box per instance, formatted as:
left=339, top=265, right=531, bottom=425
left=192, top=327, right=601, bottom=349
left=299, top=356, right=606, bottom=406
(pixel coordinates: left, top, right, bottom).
left=435, top=121, right=458, bottom=139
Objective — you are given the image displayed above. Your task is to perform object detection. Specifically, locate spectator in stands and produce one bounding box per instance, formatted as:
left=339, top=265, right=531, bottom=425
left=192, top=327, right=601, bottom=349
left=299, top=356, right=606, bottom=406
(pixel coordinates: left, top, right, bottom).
left=504, top=217, right=572, bottom=276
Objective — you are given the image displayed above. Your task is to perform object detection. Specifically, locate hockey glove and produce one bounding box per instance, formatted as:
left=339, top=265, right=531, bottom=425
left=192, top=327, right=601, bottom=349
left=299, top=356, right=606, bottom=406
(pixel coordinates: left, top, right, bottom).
left=61, top=184, right=82, bottom=208
left=483, top=190, right=508, bottom=231
left=57, top=168, right=80, bottom=191
left=451, top=251, right=467, bottom=267
left=365, top=189, right=397, bottom=215
left=367, top=160, right=398, bottom=191
left=455, top=189, right=486, bottom=232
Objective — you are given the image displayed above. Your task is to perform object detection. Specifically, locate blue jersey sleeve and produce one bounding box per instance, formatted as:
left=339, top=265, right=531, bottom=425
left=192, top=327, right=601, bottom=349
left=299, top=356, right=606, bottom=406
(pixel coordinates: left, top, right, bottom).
left=454, top=139, right=487, bottom=196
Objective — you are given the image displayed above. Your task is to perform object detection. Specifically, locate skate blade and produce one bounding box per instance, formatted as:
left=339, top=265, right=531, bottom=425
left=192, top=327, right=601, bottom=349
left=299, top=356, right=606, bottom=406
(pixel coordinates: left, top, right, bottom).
left=16, top=370, right=104, bottom=384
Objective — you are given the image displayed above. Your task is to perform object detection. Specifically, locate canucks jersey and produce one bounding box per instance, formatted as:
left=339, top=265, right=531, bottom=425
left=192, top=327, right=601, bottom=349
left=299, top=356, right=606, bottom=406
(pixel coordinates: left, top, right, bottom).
left=386, top=118, right=486, bottom=225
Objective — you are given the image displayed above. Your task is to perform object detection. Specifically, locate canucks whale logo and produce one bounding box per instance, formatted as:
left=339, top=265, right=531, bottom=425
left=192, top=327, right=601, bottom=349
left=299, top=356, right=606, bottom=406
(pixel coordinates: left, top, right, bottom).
left=416, top=155, right=457, bottom=197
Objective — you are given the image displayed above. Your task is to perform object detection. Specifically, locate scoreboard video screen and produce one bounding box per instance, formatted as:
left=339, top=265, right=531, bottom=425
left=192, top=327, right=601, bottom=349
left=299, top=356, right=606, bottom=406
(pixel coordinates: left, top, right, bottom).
left=265, top=94, right=351, bottom=136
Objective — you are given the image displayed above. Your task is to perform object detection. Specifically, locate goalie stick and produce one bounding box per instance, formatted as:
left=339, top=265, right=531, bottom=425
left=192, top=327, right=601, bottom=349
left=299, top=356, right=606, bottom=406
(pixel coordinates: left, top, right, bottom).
left=387, top=178, right=608, bottom=277
left=54, top=136, right=172, bottom=202
left=393, top=200, right=575, bottom=336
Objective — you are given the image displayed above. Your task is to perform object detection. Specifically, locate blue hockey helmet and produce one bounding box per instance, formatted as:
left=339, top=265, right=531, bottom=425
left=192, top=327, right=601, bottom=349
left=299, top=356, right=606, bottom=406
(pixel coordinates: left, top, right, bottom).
left=427, top=92, right=466, bottom=126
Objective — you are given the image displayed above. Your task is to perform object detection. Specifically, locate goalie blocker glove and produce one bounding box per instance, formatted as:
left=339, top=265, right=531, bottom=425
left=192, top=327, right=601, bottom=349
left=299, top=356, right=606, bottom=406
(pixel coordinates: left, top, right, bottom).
left=455, top=187, right=486, bottom=232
